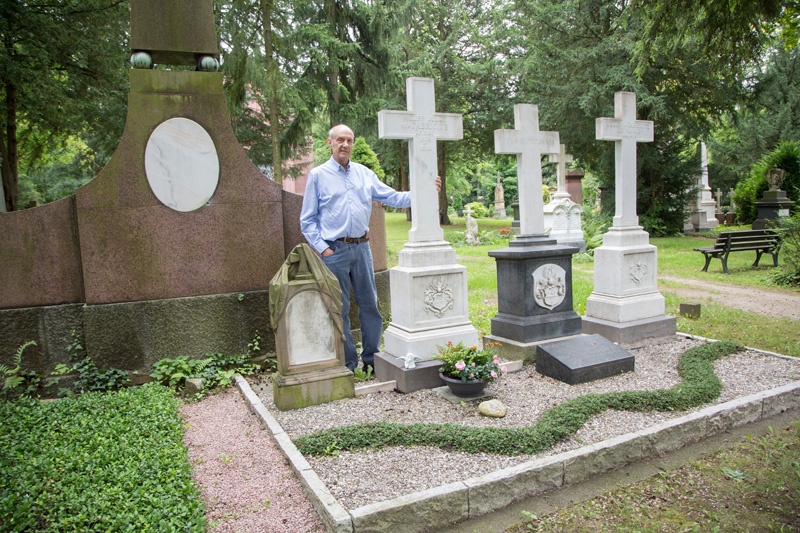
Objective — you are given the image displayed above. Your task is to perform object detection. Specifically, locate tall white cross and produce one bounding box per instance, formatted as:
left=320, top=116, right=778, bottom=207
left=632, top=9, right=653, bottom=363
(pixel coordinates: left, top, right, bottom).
left=495, top=104, right=560, bottom=235
left=596, top=92, right=653, bottom=228
left=378, top=77, right=463, bottom=242
left=548, top=144, right=574, bottom=195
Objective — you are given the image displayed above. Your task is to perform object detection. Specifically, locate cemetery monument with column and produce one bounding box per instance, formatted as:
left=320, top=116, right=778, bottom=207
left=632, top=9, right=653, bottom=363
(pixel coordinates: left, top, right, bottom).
left=582, top=92, right=675, bottom=347
left=374, top=77, right=479, bottom=392
left=544, top=144, right=586, bottom=250
left=685, top=141, right=717, bottom=232
left=482, top=104, right=583, bottom=362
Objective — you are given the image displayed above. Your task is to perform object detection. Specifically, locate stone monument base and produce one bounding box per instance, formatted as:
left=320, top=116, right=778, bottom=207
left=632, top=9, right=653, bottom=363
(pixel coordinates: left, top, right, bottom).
left=374, top=352, right=444, bottom=393
left=482, top=332, right=583, bottom=363
left=272, top=367, right=355, bottom=411
left=581, top=314, right=676, bottom=349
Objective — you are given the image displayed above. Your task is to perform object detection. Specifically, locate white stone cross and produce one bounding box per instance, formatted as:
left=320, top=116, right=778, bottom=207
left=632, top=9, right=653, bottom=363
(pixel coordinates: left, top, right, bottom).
left=715, top=188, right=723, bottom=209
left=495, top=104, right=560, bottom=235
left=596, top=92, right=653, bottom=228
left=378, top=77, right=463, bottom=242
left=548, top=144, right=574, bottom=195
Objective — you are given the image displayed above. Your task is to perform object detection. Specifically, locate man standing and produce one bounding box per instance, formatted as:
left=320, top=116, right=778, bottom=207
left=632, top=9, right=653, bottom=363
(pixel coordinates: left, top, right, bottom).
left=299, top=124, right=410, bottom=375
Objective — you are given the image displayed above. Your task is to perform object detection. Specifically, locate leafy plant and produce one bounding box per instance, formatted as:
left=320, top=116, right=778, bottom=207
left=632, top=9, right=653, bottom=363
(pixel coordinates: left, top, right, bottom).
left=0, top=341, right=37, bottom=399
left=52, top=331, right=129, bottom=394
left=150, top=334, right=262, bottom=392
left=353, top=366, right=374, bottom=382
left=0, top=385, right=206, bottom=530
left=771, top=213, right=800, bottom=286
left=434, top=341, right=507, bottom=383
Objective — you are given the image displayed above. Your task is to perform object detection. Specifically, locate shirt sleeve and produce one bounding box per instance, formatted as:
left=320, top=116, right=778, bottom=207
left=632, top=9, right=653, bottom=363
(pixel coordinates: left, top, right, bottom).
left=369, top=173, right=411, bottom=209
left=299, top=172, right=329, bottom=254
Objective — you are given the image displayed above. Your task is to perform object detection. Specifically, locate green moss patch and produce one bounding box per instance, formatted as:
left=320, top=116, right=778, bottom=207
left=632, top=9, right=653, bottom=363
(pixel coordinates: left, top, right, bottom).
left=294, top=341, right=744, bottom=456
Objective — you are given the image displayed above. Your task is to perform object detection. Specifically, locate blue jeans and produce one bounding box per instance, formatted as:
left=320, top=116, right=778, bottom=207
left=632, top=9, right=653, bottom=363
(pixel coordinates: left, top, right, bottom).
left=321, top=240, right=383, bottom=370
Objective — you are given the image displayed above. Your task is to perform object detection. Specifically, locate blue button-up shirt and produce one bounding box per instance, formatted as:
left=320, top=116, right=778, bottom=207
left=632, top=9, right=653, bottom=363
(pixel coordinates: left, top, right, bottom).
left=300, top=157, right=411, bottom=254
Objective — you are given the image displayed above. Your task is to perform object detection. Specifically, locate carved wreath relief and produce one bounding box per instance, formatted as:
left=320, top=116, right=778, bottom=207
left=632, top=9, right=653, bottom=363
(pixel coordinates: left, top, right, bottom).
left=424, top=277, right=454, bottom=317
left=532, top=264, right=567, bottom=310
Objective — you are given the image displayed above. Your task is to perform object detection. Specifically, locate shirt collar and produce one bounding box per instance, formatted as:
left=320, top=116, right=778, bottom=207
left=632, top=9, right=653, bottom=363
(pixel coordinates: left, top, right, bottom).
left=327, top=156, right=350, bottom=173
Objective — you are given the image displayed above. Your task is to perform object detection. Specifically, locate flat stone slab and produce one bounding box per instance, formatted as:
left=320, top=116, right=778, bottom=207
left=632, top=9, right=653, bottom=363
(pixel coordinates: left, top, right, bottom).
left=536, top=334, right=634, bottom=385
left=433, top=385, right=493, bottom=404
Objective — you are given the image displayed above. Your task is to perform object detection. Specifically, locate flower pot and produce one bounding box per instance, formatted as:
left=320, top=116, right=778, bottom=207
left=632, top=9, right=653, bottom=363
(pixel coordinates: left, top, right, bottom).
left=439, top=372, right=487, bottom=398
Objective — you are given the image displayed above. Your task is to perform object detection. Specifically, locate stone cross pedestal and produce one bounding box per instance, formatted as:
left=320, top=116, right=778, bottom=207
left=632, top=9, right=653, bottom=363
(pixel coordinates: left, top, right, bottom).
left=582, top=92, right=675, bottom=348
left=484, top=104, right=582, bottom=362
left=375, top=77, right=478, bottom=392
left=544, top=144, right=585, bottom=250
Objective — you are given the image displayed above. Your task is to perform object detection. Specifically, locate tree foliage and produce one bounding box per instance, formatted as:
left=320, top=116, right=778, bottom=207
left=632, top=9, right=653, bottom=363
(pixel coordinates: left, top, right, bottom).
left=0, top=0, right=129, bottom=211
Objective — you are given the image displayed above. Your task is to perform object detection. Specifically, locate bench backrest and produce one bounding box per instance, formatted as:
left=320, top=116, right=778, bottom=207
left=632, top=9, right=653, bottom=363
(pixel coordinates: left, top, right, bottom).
left=712, top=229, right=781, bottom=251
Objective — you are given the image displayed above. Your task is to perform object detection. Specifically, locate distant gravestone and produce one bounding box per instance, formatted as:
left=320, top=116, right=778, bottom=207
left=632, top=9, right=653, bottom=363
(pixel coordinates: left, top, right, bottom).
left=493, top=172, right=506, bottom=218
left=544, top=144, right=585, bottom=250
left=465, top=205, right=479, bottom=244
left=536, top=334, right=634, bottom=385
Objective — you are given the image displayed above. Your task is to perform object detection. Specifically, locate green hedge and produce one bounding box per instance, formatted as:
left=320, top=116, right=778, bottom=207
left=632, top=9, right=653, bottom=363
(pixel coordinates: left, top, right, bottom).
left=294, top=341, right=743, bottom=456
left=0, top=384, right=205, bottom=532
left=734, top=141, right=800, bottom=224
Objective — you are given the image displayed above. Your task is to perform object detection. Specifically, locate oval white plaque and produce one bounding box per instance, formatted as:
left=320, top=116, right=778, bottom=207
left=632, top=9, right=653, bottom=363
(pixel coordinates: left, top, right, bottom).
left=145, top=117, right=219, bottom=212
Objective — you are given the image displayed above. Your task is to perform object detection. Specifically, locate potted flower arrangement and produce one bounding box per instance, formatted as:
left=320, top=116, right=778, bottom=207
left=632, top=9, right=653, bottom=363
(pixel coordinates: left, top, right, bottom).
left=434, top=341, right=507, bottom=397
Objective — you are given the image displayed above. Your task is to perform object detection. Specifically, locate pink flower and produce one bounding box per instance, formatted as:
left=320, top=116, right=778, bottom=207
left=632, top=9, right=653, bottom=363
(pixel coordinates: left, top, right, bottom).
left=471, top=362, right=476, bottom=367
left=501, top=366, right=508, bottom=373
left=493, top=356, right=499, bottom=364
left=455, top=361, right=466, bottom=371
left=491, top=371, right=498, bottom=378
left=447, top=341, right=453, bottom=346
left=469, top=373, right=475, bottom=379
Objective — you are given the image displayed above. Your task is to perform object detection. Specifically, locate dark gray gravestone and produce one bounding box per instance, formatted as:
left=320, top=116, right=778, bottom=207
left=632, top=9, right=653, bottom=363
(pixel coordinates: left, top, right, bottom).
left=535, top=334, right=634, bottom=385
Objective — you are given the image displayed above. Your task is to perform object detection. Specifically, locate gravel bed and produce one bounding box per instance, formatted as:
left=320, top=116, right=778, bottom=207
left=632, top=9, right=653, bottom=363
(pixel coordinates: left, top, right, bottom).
left=256, top=337, right=800, bottom=510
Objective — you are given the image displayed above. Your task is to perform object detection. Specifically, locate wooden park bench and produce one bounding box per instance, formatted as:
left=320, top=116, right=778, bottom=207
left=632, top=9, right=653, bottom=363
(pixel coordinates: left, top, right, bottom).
left=693, top=229, right=783, bottom=274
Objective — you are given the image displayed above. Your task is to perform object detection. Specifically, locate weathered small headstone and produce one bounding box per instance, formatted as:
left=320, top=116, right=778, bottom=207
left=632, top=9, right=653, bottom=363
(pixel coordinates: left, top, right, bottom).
left=679, top=303, right=701, bottom=319
left=536, top=334, right=634, bottom=385
left=269, top=244, right=354, bottom=410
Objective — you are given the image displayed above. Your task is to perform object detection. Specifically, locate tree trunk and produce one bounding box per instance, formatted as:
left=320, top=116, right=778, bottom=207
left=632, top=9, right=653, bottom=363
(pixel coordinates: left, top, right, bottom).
left=325, top=0, right=341, bottom=125
left=438, top=141, right=450, bottom=226
left=262, top=0, right=282, bottom=185
left=1, top=81, right=18, bottom=211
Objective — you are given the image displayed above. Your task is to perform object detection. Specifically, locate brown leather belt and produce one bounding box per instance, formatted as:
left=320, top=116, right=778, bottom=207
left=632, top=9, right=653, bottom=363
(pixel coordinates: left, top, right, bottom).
left=337, top=234, right=369, bottom=244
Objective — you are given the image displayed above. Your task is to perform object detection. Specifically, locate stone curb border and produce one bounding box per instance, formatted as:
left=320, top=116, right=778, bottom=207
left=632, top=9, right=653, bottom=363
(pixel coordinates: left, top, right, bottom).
left=235, top=343, right=800, bottom=533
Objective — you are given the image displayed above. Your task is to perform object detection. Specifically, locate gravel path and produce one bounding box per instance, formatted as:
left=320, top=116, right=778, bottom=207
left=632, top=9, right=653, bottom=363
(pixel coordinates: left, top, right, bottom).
left=181, top=389, right=325, bottom=532
left=660, top=276, right=800, bottom=320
